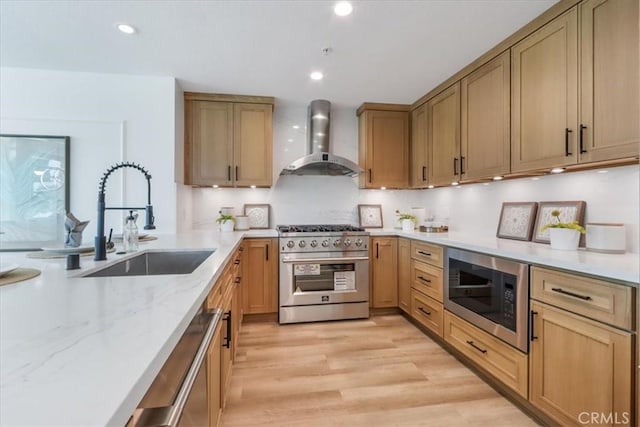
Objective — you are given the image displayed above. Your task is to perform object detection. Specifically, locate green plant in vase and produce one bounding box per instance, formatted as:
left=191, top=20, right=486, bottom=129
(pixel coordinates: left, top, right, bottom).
left=541, top=209, right=585, bottom=250
left=396, top=210, right=417, bottom=232
left=216, top=213, right=236, bottom=232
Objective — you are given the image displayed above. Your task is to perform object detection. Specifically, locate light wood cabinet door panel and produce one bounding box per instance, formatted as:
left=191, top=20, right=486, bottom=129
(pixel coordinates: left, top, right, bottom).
left=579, top=0, right=639, bottom=163
left=530, top=301, right=633, bottom=426
left=233, top=103, right=273, bottom=187
left=410, top=241, right=444, bottom=267
left=398, top=238, right=411, bottom=313
left=410, top=104, right=429, bottom=188
left=242, top=238, right=278, bottom=314
left=371, top=237, right=398, bottom=308
left=511, top=7, right=578, bottom=172
left=411, top=259, right=443, bottom=303
left=428, top=82, right=461, bottom=186
left=461, top=52, right=510, bottom=181
left=411, top=290, right=444, bottom=337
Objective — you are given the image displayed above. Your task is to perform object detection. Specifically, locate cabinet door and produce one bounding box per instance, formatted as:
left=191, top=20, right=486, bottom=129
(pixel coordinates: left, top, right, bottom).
left=188, top=101, right=234, bottom=186
left=242, top=238, right=278, bottom=314
left=530, top=301, right=633, bottom=426
left=511, top=7, right=578, bottom=173
left=371, top=237, right=398, bottom=308
left=397, top=238, right=411, bottom=313
left=461, top=52, right=510, bottom=181
left=233, top=103, right=273, bottom=187
left=207, top=322, right=222, bottom=427
left=428, top=82, right=461, bottom=186
left=579, top=0, right=639, bottom=163
left=362, top=111, right=409, bottom=188
left=410, top=104, right=429, bottom=188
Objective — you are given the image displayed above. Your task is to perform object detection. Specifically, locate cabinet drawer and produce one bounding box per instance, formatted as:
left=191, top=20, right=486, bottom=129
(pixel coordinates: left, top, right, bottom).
left=531, top=266, right=635, bottom=330
left=444, top=311, right=528, bottom=398
left=410, top=241, right=444, bottom=267
left=411, top=290, right=444, bottom=337
left=411, top=260, right=443, bottom=302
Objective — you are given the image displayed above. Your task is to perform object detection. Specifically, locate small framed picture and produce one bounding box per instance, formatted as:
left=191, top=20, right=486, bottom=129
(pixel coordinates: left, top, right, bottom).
left=243, top=204, right=270, bottom=229
left=496, top=202, right=538, bottom=241
left=533, top=201, right=586, bottom=244
left=358, top=204, right=383, bottom=228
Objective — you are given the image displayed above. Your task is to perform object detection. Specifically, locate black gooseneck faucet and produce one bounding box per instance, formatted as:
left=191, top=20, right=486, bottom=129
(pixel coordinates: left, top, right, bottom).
left=94, top=162, right=156, bottom=261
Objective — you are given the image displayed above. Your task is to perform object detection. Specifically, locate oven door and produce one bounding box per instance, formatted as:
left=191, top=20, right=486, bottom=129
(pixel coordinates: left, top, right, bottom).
left=444, top=248, right=529, bottom=352
left=279, top=253, right=369, bottom=307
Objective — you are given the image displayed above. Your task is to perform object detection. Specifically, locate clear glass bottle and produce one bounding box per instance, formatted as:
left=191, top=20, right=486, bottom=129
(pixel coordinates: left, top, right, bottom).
left=123, top=210, right=139, bottom=252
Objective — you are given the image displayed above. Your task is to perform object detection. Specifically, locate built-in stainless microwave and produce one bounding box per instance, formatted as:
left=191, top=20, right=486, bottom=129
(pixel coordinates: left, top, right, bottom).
left=445, top=248, right=529, bottom=353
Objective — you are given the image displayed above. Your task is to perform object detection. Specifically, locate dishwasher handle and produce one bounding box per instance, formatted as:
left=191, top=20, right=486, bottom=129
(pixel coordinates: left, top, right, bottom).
left=134, top=308, right=222, bottom=427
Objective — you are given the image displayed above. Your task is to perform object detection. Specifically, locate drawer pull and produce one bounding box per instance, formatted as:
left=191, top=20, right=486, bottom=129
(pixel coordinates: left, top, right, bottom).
left=417, top=250, right=432, bottom=257
left=466, top=340, right=487, bottom=354
left=551, top=287, right=592, bottom=301
left=234, top=277, right=241, bottom=284
left=234, top=259, right=241, bottom=265
left=417, top=275, right=432, bottom=283
left=418, top=306, right=431, bottom=316
left=530, top=310, right=538, bottom=341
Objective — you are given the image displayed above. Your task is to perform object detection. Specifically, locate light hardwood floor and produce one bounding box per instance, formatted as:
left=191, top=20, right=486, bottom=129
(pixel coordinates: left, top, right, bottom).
left=221, top=315, right=538, bottom=426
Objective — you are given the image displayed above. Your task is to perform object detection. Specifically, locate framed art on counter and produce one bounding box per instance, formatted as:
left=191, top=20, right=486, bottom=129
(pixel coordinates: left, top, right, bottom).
left=496, top=202, right=538, bottom=241
left=243, top=204, right=270, bottom=229
left=532, top=201, right=586, bottom=244
left=358, top=204, right=383, bottom=228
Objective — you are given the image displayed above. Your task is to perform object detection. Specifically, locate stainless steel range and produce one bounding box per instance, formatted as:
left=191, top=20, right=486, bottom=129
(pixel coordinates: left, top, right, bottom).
left=277, top=224, right=370, bottom=324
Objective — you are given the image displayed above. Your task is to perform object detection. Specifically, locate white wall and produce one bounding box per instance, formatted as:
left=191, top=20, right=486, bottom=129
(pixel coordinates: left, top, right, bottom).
left=190, top=103, right=640, bottom=253
left=0, top=67, right=178, bottom=237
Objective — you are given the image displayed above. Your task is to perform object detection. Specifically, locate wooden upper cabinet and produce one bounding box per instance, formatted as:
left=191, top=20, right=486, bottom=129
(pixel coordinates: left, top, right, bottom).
left=358, top=104, right=410, bottom=189
left=410, top=104, right=428, bottom=188
left=183, top=93, right=274, bottom=187
left=579, top=0, right=639, bottom=163
left=427, top=82, right=461, bottom=186
left=370, top=237, right=398, bottom=308
left=461, top=52, right=510, bottom=181
left=233, top=103, right=273, bottom=187
left=511, top=8, right=578, bottom=173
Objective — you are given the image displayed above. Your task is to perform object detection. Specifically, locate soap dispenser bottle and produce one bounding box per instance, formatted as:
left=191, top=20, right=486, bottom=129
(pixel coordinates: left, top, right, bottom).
left=123, top=210, right=139, bottom=252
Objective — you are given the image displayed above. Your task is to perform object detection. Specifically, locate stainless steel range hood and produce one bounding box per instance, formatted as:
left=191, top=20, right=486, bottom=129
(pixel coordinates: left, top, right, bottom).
left=280, top=100, right=362, bottom=177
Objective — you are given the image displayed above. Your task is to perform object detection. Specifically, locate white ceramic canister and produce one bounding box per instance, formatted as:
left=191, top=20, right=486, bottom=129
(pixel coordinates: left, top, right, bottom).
left=235, top=215, right=250, bottom=231
left=411, top=207, right=426, bottom=229
left=586, top=223, right=626, bottom=253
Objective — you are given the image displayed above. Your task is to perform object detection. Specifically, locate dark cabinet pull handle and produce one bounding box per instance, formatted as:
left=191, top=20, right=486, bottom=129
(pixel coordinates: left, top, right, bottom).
left=417, top=275, right=431, bottom=283
left=417, top=250, right=431, bottom=257
left=234, top=277, right=241, bottom=284
left=266, top=244, right=269, bottom=261
left=422, top=166, right=426, bottom=182
left=551, top=287, right=592, bottom=301
left=238, top=246, right=244, bottom=252
left=234, top=259, right=240, bottom=265
left=579, top=124, right=587, bottom=154
left=460, top=156, right=465, bottom=175
left=453, top=157, right=458, bottom=175
left=376, top=242, right=379, bottom=258
left=223, top=310, right=232, bottom=348
left=530, top=310, right=538, bottom=341
left=368, top=169, right=372, bottom=183
left=228, top=165, right=231, bottom=181
left=466, top=340, right=487, bottom=354
left=418, top=306, right=431, bottom=316
left=235, top=166, right=239, bottom=181
left=565, top=128, right=573, bottom=156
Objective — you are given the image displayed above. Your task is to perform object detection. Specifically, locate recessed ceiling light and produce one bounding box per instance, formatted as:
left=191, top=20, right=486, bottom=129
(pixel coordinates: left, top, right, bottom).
left=250, top=185, right=256, bottom=189
left=334, top=1, right=353, bottom=16
left=451, top=182, right=459, bottom=186
left=492, top=176, right=503, bottom=181
left=483, top=183, right=490, bottom=186
left=550, top=167, right=565, bottom=174
left=427, top=185, right=434, bottom=189
left=292, top=125, right=300, bottom=129
left=380, top=187, right=387, bottom=190
left=212, top=185, right=219, bottom=188
left=116, top=23, right=136, bottom=34
left=310, top=71, right=324, bottom=81
left=531, top=177, right=540, bottom=181
left=597, top=170, right=609, bottom=174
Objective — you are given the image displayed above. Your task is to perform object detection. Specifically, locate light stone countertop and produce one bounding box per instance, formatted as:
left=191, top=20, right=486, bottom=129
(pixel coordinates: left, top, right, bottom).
left=0, top=229, right=276, bottom=427
left=368, top=228, right=639, bottom=285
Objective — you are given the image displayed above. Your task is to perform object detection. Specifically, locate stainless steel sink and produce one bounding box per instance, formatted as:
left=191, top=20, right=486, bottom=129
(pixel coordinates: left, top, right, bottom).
left=83, top=250, right=214, bottom=277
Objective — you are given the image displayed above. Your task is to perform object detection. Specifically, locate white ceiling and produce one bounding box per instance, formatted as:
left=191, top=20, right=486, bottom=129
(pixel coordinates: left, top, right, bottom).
left=1, top=0, right=557, bottom=108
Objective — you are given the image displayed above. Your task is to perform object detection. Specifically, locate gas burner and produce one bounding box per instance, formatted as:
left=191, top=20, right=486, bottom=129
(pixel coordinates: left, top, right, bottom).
left=277, top=224, right=365, bottom=234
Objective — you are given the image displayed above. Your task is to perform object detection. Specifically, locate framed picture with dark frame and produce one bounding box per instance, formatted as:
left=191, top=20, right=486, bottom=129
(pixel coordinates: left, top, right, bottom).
left=496, top=202, right=538, bottom=241
left=358, top=204, right=383, bottom=228
left=532, top=201, right=586, bottom=244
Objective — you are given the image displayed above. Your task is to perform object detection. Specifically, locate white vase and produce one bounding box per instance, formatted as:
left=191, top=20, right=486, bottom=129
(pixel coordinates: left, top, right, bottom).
left=549, top=228, right=580, bottom=250
left=220, top=220, right=235, bottom=232
left=401, top=219, right=415, bottom=232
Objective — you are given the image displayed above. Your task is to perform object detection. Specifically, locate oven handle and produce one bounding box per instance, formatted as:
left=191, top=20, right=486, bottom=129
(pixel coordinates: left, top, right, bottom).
left=134, top=309, right=222, bottom=427
left=281, top=256, right=369, bottom=263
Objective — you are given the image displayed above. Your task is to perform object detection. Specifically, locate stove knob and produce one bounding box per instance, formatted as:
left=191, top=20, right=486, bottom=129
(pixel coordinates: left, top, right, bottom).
left=287, top=240, right=295, bottom=248
left=355, top=239, right=363, bottom=247
left=321, top=240, right=329, bottom=247
left=310, top=240, right=318, bottom=248
left=343, top=239, right=351, bottom=247
left=333, top=239, right=342, bottom=247
left=299, top=240, right=307, bottom=248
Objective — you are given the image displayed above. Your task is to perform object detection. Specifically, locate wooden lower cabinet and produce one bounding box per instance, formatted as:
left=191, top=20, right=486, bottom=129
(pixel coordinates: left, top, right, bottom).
left=411, top=259, right=443, bottom=303
left=397, top=238, right=411, bottom=313
left=370, top=237, right=398, bottom=308
left=411, top=289, right=443, bottom=337
left=242, top=238, right=278, bottom=314
left=529, top=301, right=633, bottom=426
left=444, top=311, right=528, bottom=398
left=207, top=320, right=222, bottom=427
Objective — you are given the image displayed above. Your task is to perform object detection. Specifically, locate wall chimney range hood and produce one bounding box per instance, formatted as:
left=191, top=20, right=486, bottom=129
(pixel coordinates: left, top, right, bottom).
left=280, top=100, right=362, bottom=177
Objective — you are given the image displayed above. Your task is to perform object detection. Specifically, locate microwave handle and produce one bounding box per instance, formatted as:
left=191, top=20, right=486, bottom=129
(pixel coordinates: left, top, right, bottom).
left=134, top=309, right=222, bottom=427
left=281, top=256, right=369, bottom=264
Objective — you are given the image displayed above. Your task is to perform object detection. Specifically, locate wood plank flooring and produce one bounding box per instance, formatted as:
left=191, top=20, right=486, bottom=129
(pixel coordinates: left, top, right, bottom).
left=221, top=315, right=538, bottom=426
